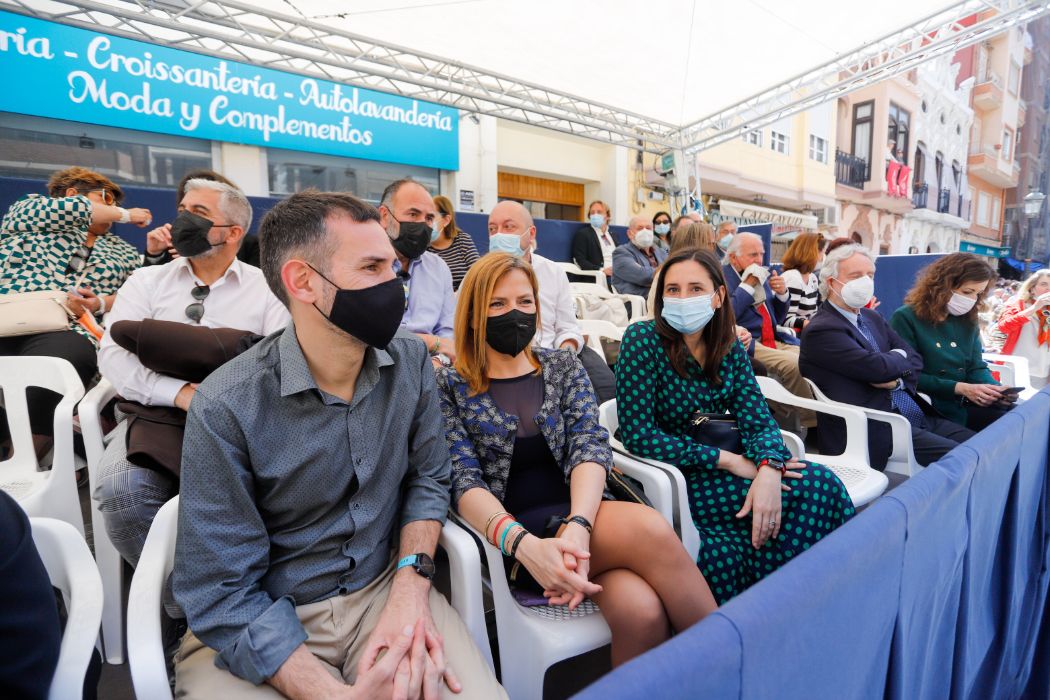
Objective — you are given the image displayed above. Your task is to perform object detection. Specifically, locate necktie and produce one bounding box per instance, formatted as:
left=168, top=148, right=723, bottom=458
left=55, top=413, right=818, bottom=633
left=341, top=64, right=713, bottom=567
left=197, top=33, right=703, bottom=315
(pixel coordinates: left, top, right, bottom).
left=756, top=303, right=777, bottom=349
left=855, top=316, right=926, bottom=428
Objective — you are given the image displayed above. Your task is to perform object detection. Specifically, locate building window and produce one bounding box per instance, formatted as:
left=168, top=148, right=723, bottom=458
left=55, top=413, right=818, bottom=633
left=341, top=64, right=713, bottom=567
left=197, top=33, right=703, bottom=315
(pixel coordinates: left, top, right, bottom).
left=0, top=113, right=212, bottom=186
left=770, top=131, right=789, bottom=154
left=991, top=195, right=1002, bottom=231
left=743, top=130, right=762, bottom=147
left=887, top=102, right=911, bottom=165
left=977, top=192, right=991, bottom=228
left=851, top=100, right=874, bottom=166
left=1009, top=61, right=1021, bottom=96
left=1002, top=128, right=1013, bottom=161
left=266, top=148, right=440, bottom=200
left=808, top=135, right=828, bottom=163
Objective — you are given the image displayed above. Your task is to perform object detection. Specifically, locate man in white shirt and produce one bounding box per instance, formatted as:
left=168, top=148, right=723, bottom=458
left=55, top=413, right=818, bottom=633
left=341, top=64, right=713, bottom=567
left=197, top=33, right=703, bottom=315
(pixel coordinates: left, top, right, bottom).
left=96, top=178, right=289, bottom=564
left=488, top=200, right=616, bottom=402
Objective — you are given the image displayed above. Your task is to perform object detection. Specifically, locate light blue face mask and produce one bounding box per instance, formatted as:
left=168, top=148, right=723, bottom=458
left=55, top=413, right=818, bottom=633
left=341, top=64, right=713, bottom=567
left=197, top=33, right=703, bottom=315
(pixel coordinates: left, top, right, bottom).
left=661, top=294, right=716, bottom=334
left=489, top=232, right=525, bottom=257
left=718, top=234, right=733, bottom=252
left=589, top=213, right=606, bottom=228
left=430, top=223, right=442, bottom=243
left=654, top=223, right=671, bottom=236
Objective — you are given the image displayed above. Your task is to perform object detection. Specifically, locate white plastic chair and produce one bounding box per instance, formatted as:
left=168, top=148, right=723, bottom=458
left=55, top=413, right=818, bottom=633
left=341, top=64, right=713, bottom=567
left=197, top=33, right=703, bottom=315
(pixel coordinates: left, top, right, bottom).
left=447, top=514, right=610, bottom=700
left=804, top=378, right=921, bottom=478
left=983, top=353, right=1038, bottom=401
left=578, top=319, right=625, bottom=356
left=31, top=517, right=104, bottom=700
left=598, top=399, right=807, bottom=560
left=755, top=377, right=889, bottom=505
left=126, top=497, right=177, bottom=700
left=128, top=499, right=494, bottom=700
left=77, top=378, right=125, bottom=664
left=570, top=283, right=647, bottom=321
left=558, top=261, right=609, bottom=290
left=1, top=357, right=86, bottom=536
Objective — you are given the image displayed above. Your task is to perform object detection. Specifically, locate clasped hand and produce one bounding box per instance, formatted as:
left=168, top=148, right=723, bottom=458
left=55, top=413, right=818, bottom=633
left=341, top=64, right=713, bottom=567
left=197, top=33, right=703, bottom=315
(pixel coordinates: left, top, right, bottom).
left=516, top=525, right=602, bottom=610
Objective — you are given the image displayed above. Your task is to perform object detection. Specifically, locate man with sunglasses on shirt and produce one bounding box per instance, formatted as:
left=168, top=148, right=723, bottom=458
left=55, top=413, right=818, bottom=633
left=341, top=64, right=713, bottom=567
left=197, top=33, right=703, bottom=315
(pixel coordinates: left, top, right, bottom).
left=95, top=178, right=289, bottom=566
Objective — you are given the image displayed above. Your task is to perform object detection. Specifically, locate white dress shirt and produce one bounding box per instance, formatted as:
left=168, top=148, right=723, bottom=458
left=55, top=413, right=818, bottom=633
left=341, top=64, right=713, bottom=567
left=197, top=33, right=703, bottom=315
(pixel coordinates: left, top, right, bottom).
left=99, top=258, right=290, bottom=407
left=529, top=253, right=584, bottom=352
left=593, top=225, right=616, bottom=269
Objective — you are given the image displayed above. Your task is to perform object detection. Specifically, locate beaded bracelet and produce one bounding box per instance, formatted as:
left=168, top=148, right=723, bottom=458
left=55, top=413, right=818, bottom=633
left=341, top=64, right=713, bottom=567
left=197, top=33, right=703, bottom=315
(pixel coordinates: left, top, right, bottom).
left=509, top=527, right=529, bottom=559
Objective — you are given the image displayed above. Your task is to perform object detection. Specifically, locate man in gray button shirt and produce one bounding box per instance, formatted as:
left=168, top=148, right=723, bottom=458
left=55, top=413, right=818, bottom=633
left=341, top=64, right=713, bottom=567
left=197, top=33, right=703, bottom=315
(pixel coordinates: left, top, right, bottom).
left=173, top=190, right=504, bottom=699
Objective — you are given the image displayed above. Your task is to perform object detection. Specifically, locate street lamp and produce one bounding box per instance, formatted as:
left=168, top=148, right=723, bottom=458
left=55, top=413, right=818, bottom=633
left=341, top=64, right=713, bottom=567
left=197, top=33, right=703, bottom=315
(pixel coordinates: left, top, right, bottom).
left=1023, top=190, right=1046, bottom=276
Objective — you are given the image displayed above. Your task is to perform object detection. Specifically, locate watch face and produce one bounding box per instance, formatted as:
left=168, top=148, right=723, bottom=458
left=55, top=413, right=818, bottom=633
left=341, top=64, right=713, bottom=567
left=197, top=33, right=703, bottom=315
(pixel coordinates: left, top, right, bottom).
left=415, top=553, right=436, bottom=579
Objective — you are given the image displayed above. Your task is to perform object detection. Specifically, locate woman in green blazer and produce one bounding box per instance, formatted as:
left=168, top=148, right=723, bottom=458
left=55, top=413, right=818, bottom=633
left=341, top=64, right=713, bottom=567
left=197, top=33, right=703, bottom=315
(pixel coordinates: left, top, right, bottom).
left=890, top=253, right=1016, bottom=431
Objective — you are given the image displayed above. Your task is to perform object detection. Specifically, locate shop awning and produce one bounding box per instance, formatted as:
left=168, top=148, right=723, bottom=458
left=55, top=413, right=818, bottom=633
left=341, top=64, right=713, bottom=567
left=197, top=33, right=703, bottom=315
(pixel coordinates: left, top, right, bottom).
left=718, top=200, right=819, bottom=231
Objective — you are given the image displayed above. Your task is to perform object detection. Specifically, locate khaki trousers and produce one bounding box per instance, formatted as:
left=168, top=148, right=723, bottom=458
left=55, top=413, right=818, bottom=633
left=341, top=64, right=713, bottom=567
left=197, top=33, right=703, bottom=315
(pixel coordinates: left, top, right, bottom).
left=174, top=560, right=505, bottom=700
left=753, top=341, right=817, bottom=429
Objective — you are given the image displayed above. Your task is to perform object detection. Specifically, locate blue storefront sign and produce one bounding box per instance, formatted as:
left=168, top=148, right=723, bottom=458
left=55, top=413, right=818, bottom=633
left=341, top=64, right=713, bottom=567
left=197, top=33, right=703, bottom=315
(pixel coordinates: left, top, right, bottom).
left=0, top=10, right=458, bottom=170
left=959, top=241, right=1011, bottom=258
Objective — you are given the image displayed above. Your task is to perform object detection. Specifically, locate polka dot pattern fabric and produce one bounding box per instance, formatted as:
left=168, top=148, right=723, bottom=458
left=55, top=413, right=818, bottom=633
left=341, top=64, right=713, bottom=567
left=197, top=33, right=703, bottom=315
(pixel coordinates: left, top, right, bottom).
left=615, top=320, right=854, bottom=603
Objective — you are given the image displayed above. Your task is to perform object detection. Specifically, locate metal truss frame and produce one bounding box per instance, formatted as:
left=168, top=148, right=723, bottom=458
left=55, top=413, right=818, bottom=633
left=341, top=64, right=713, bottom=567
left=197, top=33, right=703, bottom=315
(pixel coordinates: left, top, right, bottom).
left=1, top=0, right=1048, bottom=156
left=0, top=0, right=681, bottom=152
left=678, top=0, right=1050, bottom=154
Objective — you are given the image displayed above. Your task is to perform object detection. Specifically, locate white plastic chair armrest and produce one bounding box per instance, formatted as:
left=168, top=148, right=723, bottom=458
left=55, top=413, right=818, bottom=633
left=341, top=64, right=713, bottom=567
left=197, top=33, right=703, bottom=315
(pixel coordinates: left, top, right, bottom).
left=852, top=406, right=918, bottom=477
left=609, top=454, right=676, bottom=527
left=127, top=498, right=179, bottom=700
left=756, top=376, right=870, bottom=466
left=31, top=518, right=104, bottom=700
left=618, top=294, right=647, bottom=320
left=438, top=518, right=493, bottom=669
left=780, top=430, right=804, bottom=460
left=79, top=379, right=118, bottom=476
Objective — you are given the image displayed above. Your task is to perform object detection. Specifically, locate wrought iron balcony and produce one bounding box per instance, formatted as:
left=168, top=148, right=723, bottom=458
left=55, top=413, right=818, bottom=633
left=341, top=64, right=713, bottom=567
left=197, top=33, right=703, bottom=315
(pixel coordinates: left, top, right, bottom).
left=937, top=188, right=951, bottom=214
left=912, top=183, right=929, bottom=209
left=835, top=149, right=869, bottom=189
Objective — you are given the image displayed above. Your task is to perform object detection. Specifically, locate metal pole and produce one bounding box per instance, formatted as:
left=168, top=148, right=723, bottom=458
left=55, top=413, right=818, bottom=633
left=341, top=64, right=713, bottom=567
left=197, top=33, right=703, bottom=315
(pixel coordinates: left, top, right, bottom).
left=1024, top=216, right=1034, bottom=276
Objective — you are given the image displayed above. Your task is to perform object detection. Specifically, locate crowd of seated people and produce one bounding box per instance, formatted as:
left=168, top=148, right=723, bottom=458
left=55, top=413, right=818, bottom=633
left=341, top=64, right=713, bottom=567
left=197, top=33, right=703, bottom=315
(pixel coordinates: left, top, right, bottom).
left=3, top=165, right=1042, bottom=698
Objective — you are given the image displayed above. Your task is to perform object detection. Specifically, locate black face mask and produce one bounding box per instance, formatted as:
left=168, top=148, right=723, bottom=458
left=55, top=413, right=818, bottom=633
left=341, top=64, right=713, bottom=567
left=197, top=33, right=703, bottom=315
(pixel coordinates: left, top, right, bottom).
left=170, top=211, right=232, bottom=258
left=485, top=309, right=537, bottom=357
left=386, top=211, right=432, bottom=260
left=308, top=264, right=405, bottom=349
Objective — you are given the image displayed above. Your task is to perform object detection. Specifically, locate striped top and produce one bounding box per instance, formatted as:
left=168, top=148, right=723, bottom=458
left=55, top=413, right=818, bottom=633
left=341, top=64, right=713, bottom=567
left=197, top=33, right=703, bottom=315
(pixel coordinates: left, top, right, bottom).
left=781, top=268, right=820, bottom=331
left=428, top=230, right=479, bottom=291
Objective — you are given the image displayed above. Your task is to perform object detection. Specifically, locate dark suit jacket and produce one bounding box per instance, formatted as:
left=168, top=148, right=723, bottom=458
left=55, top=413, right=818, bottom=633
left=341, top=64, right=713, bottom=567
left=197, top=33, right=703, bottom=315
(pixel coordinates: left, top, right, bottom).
left=799, top=301, right=927, bottom=470
left=572, top=225, right=608, bottom=271
left=611, top=243, right=667, bottom=297
left=723, top=264, right=797, bottom=345
left=110, top=319, right=263, bottom=476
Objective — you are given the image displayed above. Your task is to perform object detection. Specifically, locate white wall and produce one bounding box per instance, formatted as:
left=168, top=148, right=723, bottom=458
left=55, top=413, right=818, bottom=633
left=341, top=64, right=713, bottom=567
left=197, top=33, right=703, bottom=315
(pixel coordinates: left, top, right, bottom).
left=214, top=143, right=269, bottom=197
left=443, top=114, right=498, bottom=213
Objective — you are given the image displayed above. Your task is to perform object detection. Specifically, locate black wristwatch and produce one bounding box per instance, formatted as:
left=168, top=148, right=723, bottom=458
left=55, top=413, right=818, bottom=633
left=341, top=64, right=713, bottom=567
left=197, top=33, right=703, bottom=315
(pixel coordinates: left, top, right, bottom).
left=396, top=553, right=436, bottom=581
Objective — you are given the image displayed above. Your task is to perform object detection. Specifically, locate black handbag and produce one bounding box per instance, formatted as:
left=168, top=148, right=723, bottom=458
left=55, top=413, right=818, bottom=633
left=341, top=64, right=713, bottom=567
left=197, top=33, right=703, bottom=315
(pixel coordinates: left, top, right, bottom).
left=606, top=466, right=654, bottom=507
left=685, top=412, right=743, bottom=454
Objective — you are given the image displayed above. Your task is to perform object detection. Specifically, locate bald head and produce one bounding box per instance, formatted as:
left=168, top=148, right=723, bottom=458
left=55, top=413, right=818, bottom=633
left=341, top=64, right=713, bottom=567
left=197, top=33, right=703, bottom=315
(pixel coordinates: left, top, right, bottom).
left=488, top=200, right=536, bottom=255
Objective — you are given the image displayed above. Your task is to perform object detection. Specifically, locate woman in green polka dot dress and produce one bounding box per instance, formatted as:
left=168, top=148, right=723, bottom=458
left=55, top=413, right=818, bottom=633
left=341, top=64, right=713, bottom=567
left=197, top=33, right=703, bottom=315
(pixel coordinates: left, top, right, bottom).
left=615, top=248, right=854, bottom=603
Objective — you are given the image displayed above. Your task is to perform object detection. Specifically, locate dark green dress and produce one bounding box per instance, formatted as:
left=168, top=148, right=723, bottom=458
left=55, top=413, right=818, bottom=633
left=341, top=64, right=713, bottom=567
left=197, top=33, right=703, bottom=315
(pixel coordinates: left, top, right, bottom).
left=615, top=320, right=854, bottom=603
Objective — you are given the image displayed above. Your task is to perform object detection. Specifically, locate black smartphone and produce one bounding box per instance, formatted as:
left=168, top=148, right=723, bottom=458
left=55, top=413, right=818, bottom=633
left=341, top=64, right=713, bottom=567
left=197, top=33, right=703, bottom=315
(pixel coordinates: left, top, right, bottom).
left=1000, top=386, right=1024, bottom=396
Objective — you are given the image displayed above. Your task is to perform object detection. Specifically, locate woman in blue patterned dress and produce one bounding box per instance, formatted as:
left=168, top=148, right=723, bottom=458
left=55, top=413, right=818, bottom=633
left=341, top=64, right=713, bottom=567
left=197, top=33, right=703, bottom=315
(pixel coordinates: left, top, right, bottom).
left=437, top=252, right=716, bottom=666
left=615, top=248, right=854, bottom=604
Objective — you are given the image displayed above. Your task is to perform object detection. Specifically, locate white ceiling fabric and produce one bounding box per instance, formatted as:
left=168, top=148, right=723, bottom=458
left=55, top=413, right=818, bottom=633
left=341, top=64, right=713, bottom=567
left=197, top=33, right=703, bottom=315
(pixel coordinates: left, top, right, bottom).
left=248, top=0, right=962, bottom=126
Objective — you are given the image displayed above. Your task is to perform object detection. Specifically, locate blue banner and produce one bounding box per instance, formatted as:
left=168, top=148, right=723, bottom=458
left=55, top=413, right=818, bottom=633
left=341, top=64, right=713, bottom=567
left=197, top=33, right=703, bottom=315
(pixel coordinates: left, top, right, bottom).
left=0, top=11, right=459, bottom=170
left=959, top=240, right=1010, bottom=258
